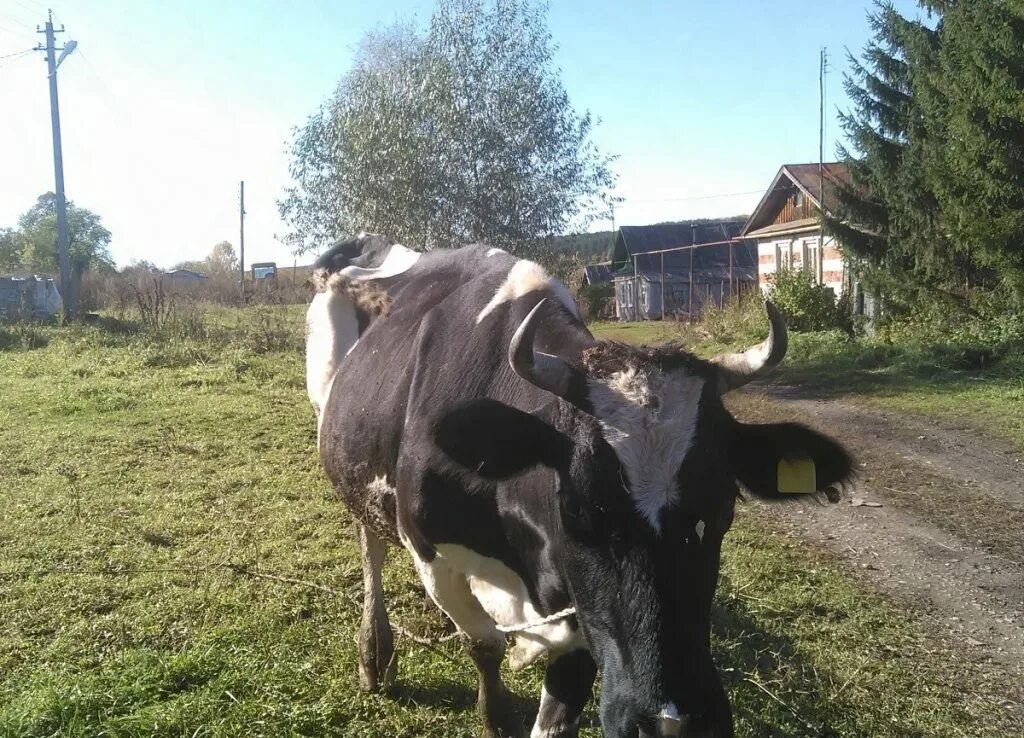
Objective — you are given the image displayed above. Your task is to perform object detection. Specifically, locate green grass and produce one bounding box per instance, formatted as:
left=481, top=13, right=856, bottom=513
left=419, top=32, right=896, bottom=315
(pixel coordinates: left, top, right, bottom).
left=1, top=314, right=1019, bottom=736
left=587, top=321, right=681, bottom=345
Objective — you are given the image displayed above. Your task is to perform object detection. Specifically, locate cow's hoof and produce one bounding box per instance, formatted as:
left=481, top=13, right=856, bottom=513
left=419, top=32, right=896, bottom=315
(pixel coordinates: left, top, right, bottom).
left=357, top=653, right=398, bottom=693
left=479, top=692, right=526, bottom=738
left=357, top=630, right=397, bottom=693
left=479, top=722, right=526, bottom=738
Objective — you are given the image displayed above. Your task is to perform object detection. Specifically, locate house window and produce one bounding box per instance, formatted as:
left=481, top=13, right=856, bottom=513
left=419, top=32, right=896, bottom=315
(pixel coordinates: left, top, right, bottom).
left=803, top=237, right=822, bottom=283
left=795, top=191, right=805, bottom=208
left=775, top=240, right=792, bottom=270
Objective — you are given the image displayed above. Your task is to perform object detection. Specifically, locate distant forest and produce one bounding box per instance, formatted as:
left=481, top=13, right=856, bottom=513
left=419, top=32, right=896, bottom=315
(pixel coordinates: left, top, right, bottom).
left=549, top=216, right=748, bottom=263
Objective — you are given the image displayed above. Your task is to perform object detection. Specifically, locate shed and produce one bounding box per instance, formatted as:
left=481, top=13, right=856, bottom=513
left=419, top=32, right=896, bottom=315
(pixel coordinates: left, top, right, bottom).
left=162, top=269, right=209, bottom=285
left=582, top=263, right=613, bottom=285
left=0, top=276, right=63, bottom=319
left=608, top=221, right=756, bottom=321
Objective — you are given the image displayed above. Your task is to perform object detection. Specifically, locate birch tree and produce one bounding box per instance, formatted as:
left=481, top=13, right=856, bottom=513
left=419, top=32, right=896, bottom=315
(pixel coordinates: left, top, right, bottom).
left=279, top=0, right=615, bottom=256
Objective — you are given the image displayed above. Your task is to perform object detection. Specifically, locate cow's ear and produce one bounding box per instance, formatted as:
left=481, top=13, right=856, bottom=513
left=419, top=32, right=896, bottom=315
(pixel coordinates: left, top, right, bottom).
left=729, top=422, right=853, bottom=499
left=433, top=399, right=571, bottom=479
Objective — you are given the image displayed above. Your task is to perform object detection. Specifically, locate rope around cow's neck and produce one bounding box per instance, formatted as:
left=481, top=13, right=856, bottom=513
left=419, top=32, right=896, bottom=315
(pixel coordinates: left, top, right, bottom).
left=494, top=606, right=577, bottom=634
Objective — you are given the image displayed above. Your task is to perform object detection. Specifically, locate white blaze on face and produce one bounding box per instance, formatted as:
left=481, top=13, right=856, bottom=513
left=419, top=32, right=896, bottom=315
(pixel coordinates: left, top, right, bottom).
left=476, top=259, right=580, bottom=323
left=588, top=368, right=704, bottom=530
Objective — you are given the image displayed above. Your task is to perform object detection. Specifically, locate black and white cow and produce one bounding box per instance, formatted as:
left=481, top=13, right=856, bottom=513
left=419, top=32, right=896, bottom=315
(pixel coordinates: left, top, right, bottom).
left=307, top=235, right=852, bottom=738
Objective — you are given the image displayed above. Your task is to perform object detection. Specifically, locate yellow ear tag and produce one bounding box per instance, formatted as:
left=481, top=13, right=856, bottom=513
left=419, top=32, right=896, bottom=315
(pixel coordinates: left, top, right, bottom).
left=777, top=458, right=816, bottom=494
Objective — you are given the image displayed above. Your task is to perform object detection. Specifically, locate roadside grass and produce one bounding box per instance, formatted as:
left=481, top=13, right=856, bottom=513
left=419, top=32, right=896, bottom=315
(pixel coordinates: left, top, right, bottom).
left=1, top=314, right=1020, bottom=736
left=591, top=318, right=1024, bottom=450
left=775, top=333, right=1024, bottom=448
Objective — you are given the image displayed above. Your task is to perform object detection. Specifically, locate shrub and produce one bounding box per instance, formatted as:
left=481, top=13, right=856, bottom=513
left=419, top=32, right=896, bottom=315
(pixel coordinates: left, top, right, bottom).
left=689, top=289, right=769, bottom=348
left=767, top=267, right=850, bottom=333
left=576, top=282, right=614, bottom=322
left=232, top=304, right=305, bottom=354
left=878, top=285, right=1024, bottom=347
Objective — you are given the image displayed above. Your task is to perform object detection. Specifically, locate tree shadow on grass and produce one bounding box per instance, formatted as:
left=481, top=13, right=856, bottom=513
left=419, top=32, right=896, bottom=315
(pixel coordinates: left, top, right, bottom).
left=710, top=597, right=936, bottom=738
left=712, top=599, right=842, bottom=738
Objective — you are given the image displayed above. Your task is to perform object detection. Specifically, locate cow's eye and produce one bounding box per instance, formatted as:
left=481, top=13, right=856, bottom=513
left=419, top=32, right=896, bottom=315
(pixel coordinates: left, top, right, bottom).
left=561, top=496, right=585, bottom=520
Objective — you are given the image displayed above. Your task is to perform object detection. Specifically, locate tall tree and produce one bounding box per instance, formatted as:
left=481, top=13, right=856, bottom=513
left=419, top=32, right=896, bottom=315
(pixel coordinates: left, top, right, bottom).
left=0, top=228, right=23, bottom=271
left=206, top=241, right=239, bottom=276
left=17, top=193, right=114, bottom=274
left=279, top=0, right=615, bottom=256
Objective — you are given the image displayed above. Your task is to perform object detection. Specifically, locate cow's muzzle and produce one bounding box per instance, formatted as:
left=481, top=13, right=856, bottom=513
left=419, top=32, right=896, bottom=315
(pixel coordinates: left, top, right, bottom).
left=638, top=705, right=723, bottom=738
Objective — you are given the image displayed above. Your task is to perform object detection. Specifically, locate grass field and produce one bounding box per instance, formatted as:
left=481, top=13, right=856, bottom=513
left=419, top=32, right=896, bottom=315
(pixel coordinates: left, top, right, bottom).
left=1, top=311, right=1019, bottom=736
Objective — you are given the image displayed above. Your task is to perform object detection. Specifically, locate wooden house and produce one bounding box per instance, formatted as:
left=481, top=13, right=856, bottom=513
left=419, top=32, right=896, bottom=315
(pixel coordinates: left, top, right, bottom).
left=741, top=162, right=849, bottom=298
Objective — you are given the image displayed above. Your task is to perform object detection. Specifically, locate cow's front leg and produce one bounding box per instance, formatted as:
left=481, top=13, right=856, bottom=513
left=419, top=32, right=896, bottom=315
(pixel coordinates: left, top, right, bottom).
left=404, top=541, right=524, bottom=737
left=357, top=523, right=396, bottom=692
left=530, top=649, right=597, bottom=738
left=466, top=637, right=525, bottom=738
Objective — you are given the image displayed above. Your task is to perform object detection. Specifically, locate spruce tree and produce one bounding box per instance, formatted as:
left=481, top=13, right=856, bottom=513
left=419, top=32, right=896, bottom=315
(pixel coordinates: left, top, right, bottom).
left=926, top=0, right=1024, bottom=294
left=830, top=1, right=949, bottom=309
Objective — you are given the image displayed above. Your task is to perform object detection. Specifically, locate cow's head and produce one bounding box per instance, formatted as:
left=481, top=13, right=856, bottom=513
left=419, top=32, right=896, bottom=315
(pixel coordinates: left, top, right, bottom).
left=434, top=300, right=852, bottom=738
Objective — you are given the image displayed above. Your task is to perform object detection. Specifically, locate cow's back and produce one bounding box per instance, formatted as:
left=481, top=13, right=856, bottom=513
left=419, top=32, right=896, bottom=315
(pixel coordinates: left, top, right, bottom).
left=314, top=245, right=520, bottom=531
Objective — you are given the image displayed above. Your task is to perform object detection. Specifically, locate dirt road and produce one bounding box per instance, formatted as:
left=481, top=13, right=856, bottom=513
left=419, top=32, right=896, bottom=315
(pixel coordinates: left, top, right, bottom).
left=729, top=386, right=1024, bottom=713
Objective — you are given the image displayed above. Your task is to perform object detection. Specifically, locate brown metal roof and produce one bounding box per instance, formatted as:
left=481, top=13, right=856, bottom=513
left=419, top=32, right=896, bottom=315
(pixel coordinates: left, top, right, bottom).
left=741, top=162, right=849, bottom=237
left=783, top=162, right=849, bottom=214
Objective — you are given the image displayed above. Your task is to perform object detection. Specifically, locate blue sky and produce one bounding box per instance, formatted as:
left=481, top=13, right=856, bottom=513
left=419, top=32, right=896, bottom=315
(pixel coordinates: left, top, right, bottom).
left=0, top=0, right=924, bottom=268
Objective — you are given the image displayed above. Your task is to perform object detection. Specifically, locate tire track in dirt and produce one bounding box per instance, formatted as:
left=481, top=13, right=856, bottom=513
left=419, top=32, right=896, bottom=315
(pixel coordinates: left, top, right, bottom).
left=728, top=386, right=1024, bottom=716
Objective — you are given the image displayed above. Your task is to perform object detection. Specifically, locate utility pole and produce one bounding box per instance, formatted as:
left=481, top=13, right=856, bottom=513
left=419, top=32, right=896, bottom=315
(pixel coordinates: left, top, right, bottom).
left=239, top=181, right=245, bottom=298
left=819, top=47, right=829, bottom=227
left=35, top=11, right=75, bottom=316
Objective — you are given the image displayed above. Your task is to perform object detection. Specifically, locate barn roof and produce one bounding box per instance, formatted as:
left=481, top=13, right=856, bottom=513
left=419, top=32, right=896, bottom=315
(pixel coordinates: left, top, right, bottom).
left=613, top=240, right=758, bottom=283
left=614, top=221, right=744, bottom=259
left=583, top=263, right=613, bottom=284
left=163, top=269, right=208, bottom=279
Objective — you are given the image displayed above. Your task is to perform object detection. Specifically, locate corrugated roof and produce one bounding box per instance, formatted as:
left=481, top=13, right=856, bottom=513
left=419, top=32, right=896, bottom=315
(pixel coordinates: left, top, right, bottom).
left=583, top=264, right=613, bottom=284
left=617, top=221, right=744, bottom=257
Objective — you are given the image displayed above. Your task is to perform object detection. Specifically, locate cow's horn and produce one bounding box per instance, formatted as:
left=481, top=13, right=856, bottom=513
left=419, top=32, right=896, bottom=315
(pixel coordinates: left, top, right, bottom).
left=711, top=300, right=788, bottom=392
left=509, top=299, right=575, bottom=399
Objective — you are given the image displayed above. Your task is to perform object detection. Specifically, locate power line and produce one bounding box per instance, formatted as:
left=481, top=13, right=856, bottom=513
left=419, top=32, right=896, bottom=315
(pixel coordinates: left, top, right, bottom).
left=12, top=0, right=47, bottom=16
left=617, top=189, right=764, bottom=206
left=0, top=48, right=32, bottom=69
left=0, top=18, right=31, bottom=38
left=0, top=9, right=34, bottom=30
left=0, top=48, right=33, bottom=59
